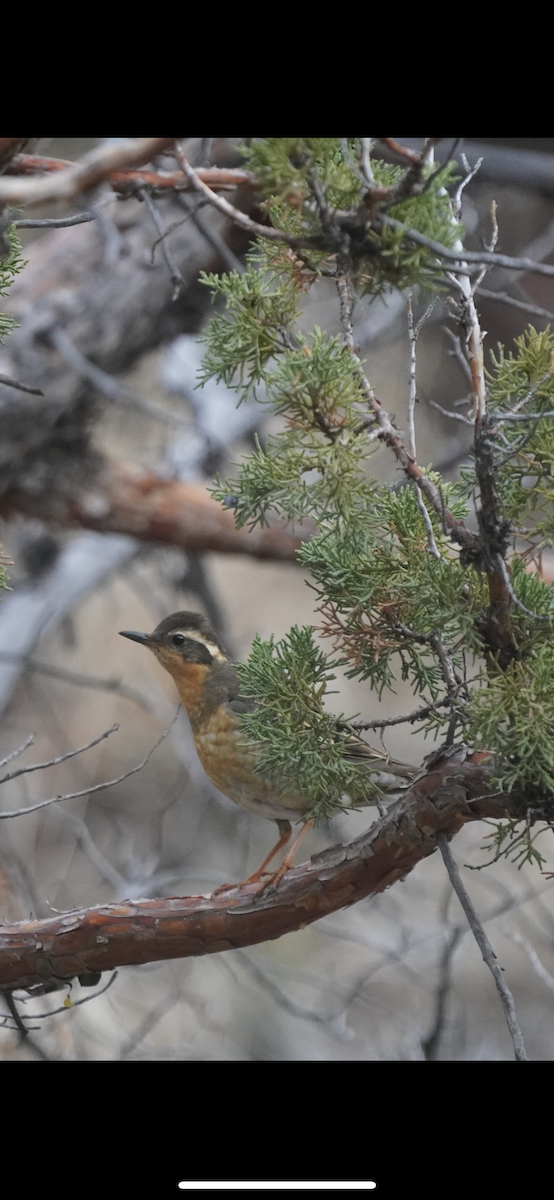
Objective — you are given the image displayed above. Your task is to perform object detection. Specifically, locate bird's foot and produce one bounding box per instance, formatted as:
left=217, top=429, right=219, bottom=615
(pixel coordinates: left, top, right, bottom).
left=211, top=869, right=271, bottom=897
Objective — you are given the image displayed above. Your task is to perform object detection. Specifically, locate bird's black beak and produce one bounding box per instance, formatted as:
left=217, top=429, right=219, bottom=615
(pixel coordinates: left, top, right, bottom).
left=119, top=630, right=151, bottom=646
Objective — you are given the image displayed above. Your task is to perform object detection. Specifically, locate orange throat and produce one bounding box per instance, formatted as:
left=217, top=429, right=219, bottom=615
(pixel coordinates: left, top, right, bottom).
left=160, top=656, right=211, bottom=719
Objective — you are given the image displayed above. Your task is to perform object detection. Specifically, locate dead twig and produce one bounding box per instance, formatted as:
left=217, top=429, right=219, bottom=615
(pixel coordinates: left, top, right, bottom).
left=0, top=711, right=179, bottom=820
left=49, top=328, right=188, bottom=426
left=436, top=833, right=529, bottom=1062
left=0, top=723, right=119, bottom=786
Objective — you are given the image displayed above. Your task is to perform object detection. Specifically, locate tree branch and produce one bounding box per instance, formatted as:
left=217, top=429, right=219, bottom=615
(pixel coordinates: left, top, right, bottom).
left=436, top=833, right=529, bottom=1062
left=0, top=713, right=178, bottom=820
left=381, top=213, right=554, bottom=280
left=0, top=462, right=304, bottom=561
left=335, top=272, right=477, bottom=554
left=0, top=748, right=523, bottom=991
left=6, top=155, right=255, bottom=199
left=0, top=723, right=118, bottom=786
left=0, top=139, right=179, bottom=204
left=174, top=149, right=301, bottom=246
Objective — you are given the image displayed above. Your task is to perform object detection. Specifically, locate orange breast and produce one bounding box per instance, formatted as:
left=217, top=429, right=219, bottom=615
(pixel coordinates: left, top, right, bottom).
left=192, top=704, right=308, bottom=821
left=193, top=705, right=257, bottom=799
left=167, top=660, right=212, bottom=715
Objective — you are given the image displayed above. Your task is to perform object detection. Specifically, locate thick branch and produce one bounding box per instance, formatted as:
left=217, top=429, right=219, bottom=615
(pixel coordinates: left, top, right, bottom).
left=0, top=139, right=179, bottom=204
left=0, top=461, right=303, bottom=561
left=0, top=749, right=518, bottom=991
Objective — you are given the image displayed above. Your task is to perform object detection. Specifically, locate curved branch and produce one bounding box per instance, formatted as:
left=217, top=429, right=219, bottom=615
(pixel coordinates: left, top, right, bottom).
left=0, top=749, right=516, bottom=991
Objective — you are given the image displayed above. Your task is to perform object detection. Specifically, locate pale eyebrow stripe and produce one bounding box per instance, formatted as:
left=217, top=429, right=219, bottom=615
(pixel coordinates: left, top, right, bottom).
left=175, top=630, right=227, bottom=662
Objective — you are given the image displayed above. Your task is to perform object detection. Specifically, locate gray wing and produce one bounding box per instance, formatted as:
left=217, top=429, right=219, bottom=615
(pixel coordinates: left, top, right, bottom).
left=208, top=661, right=258, bottom=717
left=227, top=693, right=258, bottom=717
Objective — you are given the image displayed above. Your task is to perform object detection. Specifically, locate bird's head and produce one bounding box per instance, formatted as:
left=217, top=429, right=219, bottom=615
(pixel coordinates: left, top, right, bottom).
left=120, top=611, right=229, bottom=711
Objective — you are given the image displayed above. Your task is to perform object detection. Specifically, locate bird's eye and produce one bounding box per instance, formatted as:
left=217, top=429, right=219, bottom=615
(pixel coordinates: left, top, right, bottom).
left=172, top=633, right=186, bottom=647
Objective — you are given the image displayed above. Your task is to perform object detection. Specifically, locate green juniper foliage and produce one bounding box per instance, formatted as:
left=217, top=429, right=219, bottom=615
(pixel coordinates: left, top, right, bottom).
left=200, top=138, right=554, bottom=851
left=242, top=138, right=462, bottom=291
left=0, top=552, right=9, bottom=598
left=236, top=627, right=385, bottom=819
left=0, top=224, right=25, bottom=345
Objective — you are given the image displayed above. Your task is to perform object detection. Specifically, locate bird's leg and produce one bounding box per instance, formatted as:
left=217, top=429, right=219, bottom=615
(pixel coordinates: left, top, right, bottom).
left=245, top=819, right=293, bottom=884
left=212, top=820, right=292, bottom=896
left=258, top=819, right=314, bottom=891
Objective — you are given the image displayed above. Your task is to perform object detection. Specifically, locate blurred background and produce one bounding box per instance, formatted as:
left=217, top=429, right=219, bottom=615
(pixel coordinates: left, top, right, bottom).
left=2, top=137, right=554, bottom=1060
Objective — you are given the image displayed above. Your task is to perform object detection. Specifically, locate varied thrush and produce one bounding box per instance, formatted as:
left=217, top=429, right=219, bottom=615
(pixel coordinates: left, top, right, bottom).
left=120, top=612, right=416, bottom=890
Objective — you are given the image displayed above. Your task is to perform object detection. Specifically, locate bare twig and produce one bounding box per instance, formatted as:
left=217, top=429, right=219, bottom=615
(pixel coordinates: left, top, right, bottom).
left=493, top=553, right=552, bottom=622
left=443, top=270, right=482, bottom=420
left=3, top=991, right=30, bottom=1036
left=335, top=272, right=476, bottom=553
left=348, top=694, right=454, bottom=730
left=376, top=138, right=421, bottom=166
left=0, top=723, right=119, bottom=786
left=430, top=634, right=464, bottom=696
left=13, top=194, right=118, bottom=231
left=339, top=139, right=366, bottom=188
left=49, top=328, right=188, bottom=426
left=451, top=153, right=483, bottom=215
left=0, top=734, right=35, bottom=769
left=180, top=198, right=245, bottom=274
left=407, top=296, right=441, bottom=558
left=511, top=932, right=554, bottom=994
left=139, top=188, right=185, bottom=300
left=14, top=212, right=98, bottom=230
left=0, top=653, right=155, bottom=714
left=15, top=970, right=118, bottom=1019
left=444, top=327, right=474, bottom=384
left=496, top=409, right=554, bottom=422
left=436, top=833, right=529, bottom=1062
left=476, top=287, right=554, bottom=322
left=391, top=622, right=464, bottom=704
left=359, top=139, right=376, bottom=188
left=421, top=924, right=463, bottom=1060
left=381, top=213, right=554, bottom=280
left=0, top=374, right=44, bottom=396
left=406, top=296, right=418, bottom=460
left=174, top=148, right=301, bottom=247
left=428, top=398, right=474, bottom=425
left=444, top=172, right=487, bottom=422
left=0, top=711, right=179, bottom=820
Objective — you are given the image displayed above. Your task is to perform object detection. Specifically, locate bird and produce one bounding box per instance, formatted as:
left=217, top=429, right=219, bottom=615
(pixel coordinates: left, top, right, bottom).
left=119, top=611, right=416, bottom=891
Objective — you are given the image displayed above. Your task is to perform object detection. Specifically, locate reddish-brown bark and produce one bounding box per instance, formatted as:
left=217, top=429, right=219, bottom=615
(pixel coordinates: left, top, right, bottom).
left=0, top=750, right=515, bottom=991
left=0, top=464, right=303, bottom=561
